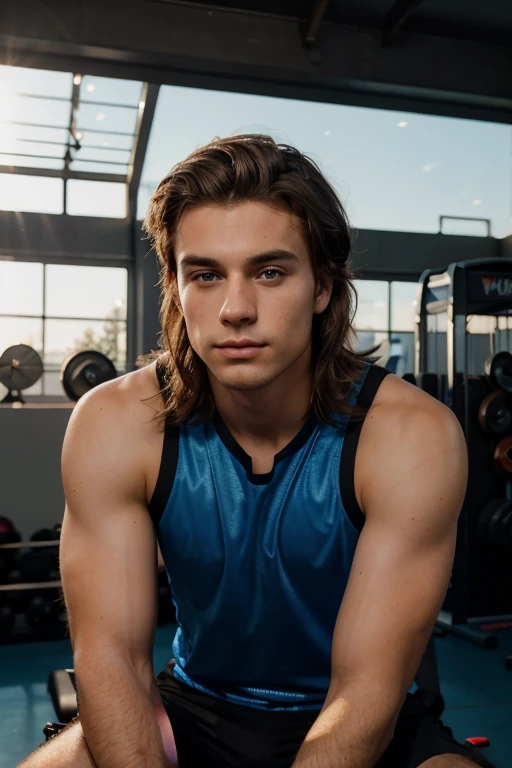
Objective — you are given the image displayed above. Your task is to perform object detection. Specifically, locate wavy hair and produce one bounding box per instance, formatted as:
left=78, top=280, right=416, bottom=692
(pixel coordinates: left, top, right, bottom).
left=142, top=134, right=376, bottom=426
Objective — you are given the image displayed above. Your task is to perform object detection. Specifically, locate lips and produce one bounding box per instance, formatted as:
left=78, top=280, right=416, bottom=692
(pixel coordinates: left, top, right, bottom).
left=217, top=342, right=264, bottom=348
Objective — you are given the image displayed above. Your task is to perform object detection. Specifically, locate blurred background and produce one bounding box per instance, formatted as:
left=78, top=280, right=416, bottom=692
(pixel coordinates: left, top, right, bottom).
left=0, top=1, right=511, bottom=766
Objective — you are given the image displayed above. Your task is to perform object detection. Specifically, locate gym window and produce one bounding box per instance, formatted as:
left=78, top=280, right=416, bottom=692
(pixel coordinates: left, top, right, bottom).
left=0, top=260, right=128, bottom=399
left=354, top=279, right=418, bottom=377
left=0, top=65, right=143, bottom=220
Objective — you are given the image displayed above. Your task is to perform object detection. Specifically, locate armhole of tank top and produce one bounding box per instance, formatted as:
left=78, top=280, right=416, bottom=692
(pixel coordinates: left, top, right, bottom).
left=340, top=365, right=391, bottom=532
left=148, top=358, right=180, bottom=528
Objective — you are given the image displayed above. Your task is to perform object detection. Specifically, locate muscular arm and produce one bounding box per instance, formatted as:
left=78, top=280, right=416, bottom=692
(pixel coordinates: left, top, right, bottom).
left=292, top=399, right=468, bottom=768
left=60, top=381, right=176, bottom=768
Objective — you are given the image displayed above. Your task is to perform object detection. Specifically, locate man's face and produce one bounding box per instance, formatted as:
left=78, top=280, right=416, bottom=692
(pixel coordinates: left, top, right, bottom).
left=173, top=200, right=332, bottom=394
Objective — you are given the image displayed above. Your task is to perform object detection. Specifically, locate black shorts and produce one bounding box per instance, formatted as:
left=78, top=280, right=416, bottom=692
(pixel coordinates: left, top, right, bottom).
left=155, top=661, right=496, bottom=768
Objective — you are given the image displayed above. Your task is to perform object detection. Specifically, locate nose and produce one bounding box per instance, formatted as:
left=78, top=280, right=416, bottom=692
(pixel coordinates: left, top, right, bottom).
left=219, top=277, right=257, bottom=326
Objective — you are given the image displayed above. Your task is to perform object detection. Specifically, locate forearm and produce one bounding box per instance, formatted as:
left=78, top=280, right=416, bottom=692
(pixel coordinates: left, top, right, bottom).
left=291, top=681, right=399, bottom=768
left=75, top=655, right=177, bottom=768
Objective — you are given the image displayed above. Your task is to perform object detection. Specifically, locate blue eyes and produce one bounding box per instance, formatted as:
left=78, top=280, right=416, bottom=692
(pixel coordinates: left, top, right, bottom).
left=193, top=269, right=283, bottom=283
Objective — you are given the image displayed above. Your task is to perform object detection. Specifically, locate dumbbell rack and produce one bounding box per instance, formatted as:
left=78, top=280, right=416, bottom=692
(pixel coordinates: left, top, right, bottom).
left=1, top=538, right=174, bottom=643
left=0, top=538, right=69, bottom=644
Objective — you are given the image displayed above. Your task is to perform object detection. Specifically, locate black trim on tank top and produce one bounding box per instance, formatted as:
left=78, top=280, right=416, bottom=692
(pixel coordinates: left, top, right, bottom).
left=340, top=364, right=391, bottom=533
left=213, top=408, right=319, bottom=486
left=148, top=360, right=180, bottom=528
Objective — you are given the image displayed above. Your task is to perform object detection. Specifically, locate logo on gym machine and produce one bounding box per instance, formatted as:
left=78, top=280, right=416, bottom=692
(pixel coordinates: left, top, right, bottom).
left=481, top=277, right=512, bottom=298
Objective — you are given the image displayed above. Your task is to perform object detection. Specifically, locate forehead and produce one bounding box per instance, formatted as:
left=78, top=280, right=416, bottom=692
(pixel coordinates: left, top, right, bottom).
left=174, top=201, right=308, bottom=263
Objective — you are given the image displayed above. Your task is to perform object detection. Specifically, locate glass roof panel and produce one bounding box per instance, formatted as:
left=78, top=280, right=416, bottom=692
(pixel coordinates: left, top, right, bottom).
left=0, top=154, right=64, bottom=169
left=0, top=65, right=73, bottom=99
left=1, top=94, right=71, bottom=128
left=80, top=76, right=143, bottom=107
left=0, top=139, right=66, bottom=158
left=69, top=159, right=128, bottom=174
left=0, top=123, right=69, bottom=144
left=0, top=66, right=144, bottom=182
left=74, top=147, right=131, bottom=164
left=77, top=131, right=133, bottom=150
left=75, top=102, right=138, bottom=134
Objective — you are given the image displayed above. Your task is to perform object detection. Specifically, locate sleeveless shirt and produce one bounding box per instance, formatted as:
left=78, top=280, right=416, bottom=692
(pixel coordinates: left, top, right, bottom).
left=148, top=362, right=394, bottom=711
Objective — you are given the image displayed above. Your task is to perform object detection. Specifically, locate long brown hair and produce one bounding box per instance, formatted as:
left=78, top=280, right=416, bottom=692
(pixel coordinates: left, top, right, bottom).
left=142, top=134, right=376, bottom=427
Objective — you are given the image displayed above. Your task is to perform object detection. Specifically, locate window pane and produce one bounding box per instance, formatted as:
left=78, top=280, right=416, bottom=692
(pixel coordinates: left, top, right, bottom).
left=0, top=65, right=72, bottom=99
left=391, top=281, right=419, bottom=332
left=73, top=147, right=130, bottom=164
left=41, top=371, right=61, bottom=396
left=0, top=154, right=63, bottom=170
left=81, top=76, right=143, bottom=107
left=69, top=160, right=128, bottom=174
left=0, top=316, right=43, bottom=354
left=0, top=261, right=43, bottom=315
left=66, top=180, right=126, bottom=218
left=75, top=103, right=137, bottom=134
left=138, top=84, right=512, bottom=238
left=389, top=332, right=415, bottom=377
left=45, top=318, right=127, bottom=369
left=440, top=219, right=490, bottom=237
left=2, top=95, right=71, bottom=128
left=0, top=174, right=63, bottom=214
left=46, top=265, right=127, bottom=320
left=354, top=280, right=389, bottom=330
left=78, top=131, right=133, bottom=150
left=0, top=124, right=69, bottom=144
left=0, top=139, right=66, bottom=158
left=355, top=330, right=388, bottom=357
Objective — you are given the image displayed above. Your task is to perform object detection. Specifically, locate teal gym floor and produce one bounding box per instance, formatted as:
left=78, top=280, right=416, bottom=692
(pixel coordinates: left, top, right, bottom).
left=1, top=625, right=511, bottom=768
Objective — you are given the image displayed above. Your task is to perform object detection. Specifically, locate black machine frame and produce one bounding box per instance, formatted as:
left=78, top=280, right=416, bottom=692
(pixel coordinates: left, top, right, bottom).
left=415, top=258, right=512, bottom=648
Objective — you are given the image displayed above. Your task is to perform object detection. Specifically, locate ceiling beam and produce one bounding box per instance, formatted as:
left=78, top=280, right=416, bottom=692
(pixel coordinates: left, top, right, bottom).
left=127, top=83, right=160, bottom=220
left=1, top=0, right=512, bottom=125
left=0, top=165, right=126, bottom=183
left=381, top=0, right=425, bottom=47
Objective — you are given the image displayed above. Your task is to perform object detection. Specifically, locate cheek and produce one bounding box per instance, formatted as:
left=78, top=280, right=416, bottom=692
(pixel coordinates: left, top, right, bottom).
left=273, top=284, right=315, bottom=325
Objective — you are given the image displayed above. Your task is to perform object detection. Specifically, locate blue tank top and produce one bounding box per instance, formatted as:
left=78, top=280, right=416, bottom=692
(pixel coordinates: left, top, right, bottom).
left=149, top=363, right=396, bottom=711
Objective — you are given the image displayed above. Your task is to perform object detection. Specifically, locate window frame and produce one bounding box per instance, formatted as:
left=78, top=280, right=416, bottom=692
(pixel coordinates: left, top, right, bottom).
left=0, top=255, right=134, bottom=402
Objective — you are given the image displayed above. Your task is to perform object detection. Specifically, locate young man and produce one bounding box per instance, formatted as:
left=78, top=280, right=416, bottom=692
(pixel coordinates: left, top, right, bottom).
left=19, top=135, right=494, bottom=768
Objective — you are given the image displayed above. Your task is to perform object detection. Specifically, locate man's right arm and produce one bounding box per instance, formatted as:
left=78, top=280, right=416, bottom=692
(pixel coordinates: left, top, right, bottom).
left=59, top=380, right=177, bottom=768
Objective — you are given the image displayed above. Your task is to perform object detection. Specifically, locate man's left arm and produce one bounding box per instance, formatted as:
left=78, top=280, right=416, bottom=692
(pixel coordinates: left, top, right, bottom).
left=292, top=399, right=468, bottom=768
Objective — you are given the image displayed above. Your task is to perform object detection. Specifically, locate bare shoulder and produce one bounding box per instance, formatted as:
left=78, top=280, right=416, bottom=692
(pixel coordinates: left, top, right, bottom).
left=63, top=361, right=165, bottom=501
left=355, top=372, right=466, bottom=515
left=68, top=360, right=163, bottom=431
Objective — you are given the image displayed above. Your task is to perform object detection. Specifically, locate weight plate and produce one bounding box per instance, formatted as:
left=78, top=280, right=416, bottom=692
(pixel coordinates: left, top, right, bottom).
left=0, top=345, right=43, bottom=390
left=485, top=351, right=512, bottom=394
left=60, top=350, right=117, bottom=402
left=493, top=436, right=512, bottom=478
left=478, top=390, right=512, bottom=435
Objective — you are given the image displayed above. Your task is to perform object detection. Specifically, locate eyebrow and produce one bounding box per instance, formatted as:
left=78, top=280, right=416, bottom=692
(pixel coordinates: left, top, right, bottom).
left=179, top=249, right=300, bottom=271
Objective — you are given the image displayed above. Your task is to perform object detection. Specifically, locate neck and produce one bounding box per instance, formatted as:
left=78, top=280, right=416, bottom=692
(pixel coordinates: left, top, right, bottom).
left=209, top=365, right=314, bottom=450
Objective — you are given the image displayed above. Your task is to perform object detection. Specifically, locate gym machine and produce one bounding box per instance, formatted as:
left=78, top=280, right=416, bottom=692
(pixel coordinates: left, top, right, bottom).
left=414, top=258, right=512, bottom=649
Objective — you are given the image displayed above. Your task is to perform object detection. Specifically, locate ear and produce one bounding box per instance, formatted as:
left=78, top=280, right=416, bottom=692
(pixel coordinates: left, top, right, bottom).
left=313, top=275, right=333, bottom=315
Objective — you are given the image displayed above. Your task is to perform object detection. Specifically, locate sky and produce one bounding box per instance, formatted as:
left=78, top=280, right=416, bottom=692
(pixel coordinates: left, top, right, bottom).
left=0, top=65, right=510, bottom=373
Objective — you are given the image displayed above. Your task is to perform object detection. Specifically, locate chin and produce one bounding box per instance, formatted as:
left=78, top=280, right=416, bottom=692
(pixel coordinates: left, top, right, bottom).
left=212, top=368, right=278, bottom=392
